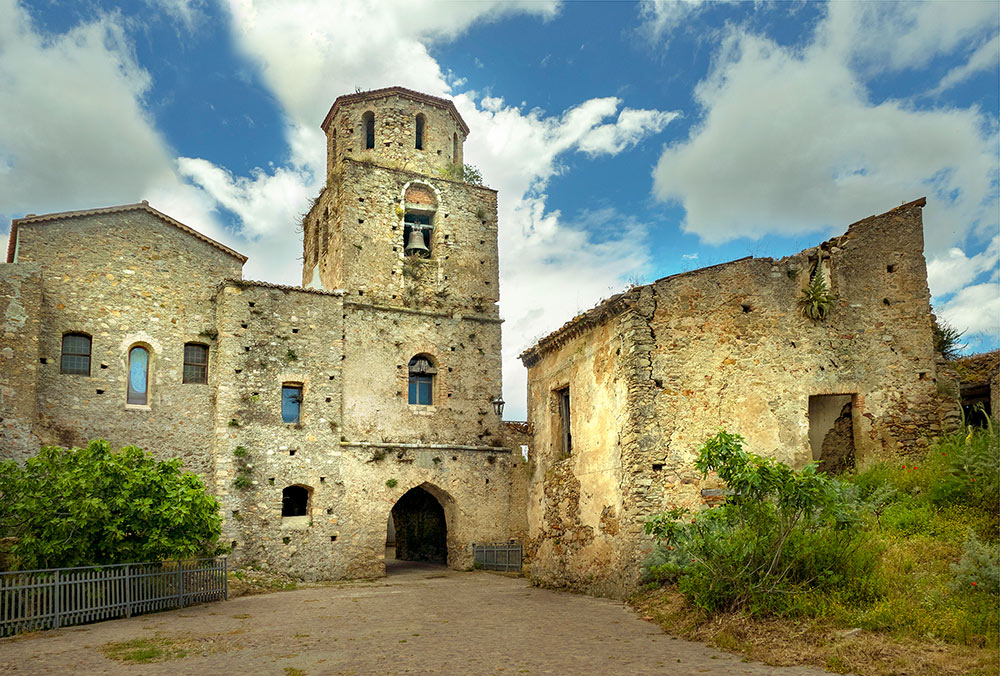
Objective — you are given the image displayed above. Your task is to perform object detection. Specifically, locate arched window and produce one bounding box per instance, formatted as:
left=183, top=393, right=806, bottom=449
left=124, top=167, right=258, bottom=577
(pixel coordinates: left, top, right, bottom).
left=363, top=111, right=375, bottom=149
left=60, top=332, right=91, bottom=375
left=415, top=114, right=425, bottom=150
left=127, top=345, right=149, bottom=405
left=452, top=132, right=459, bottom=164
left=408, top=355, right=437, bottom=405
left=282, top=485, right=310, bottom=517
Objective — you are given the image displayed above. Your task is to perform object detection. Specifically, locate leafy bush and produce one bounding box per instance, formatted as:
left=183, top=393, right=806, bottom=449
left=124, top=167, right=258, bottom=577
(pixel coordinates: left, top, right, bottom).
left=439, top=162, right=484, bottom=185
left=643, top=430, right=876, bottom=614
left=0, top=440, right=222, bottom=570
left=950, top=530, right=1000, bottom=596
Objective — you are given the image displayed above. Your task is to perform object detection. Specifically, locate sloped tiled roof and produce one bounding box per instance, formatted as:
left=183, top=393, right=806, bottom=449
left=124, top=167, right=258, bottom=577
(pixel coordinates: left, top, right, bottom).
left=321, top=86, right=470, bottom=135
left=7, top=201, right=247, bottom=264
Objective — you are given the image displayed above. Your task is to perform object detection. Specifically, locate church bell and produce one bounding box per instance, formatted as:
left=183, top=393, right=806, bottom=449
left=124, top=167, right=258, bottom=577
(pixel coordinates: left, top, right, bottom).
left=404, top=228, right=430, bottom=255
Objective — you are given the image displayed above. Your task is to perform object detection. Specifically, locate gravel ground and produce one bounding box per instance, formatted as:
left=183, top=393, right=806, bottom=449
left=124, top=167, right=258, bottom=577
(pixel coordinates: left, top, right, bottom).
left=0, top=561, right=837, bottom=676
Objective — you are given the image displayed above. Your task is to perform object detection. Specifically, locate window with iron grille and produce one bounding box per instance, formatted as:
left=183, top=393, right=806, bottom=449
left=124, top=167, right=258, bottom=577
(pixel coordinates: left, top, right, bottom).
left=183, top=343, right=208, bottom=384
left=408, top=355, right=437, bottom=405
left=60, top=333, right=91, bottom=375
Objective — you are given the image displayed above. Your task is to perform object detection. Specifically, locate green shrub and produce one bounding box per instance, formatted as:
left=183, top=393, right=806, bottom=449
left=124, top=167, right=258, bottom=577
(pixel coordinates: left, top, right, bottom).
left=951, top=530, right=1000, bottom=596
left=0, top=440, right=222, bottom=570
left=643, top=430, right=876, bottom=614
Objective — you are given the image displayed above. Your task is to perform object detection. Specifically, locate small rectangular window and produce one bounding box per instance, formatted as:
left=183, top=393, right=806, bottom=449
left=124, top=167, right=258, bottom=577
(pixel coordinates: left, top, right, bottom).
left=282, top=384, right=303, bottom=423
left=61, top=333, right=91, bottom=375
left=557, top=387, right=572, bottom=455
left=183, top=343, right=209, bottom=384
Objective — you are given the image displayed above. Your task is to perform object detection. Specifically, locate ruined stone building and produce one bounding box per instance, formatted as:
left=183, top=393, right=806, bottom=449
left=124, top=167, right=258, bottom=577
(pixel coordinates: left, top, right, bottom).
left=0, top=87, right=959, bottom=595
left=518, top=198, right=961, bottom=596
left=0, top=87, right=528, bottom=580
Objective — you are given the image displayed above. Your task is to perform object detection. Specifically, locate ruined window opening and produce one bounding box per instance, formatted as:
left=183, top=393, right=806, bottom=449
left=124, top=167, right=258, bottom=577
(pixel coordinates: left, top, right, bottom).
left=127, top=345, right=150, bottom=406
left=363, top=111, right=375, bottom=149
left=808, top=394, right=856, bottom=474
left=282, top=485, right=310, bottom=517
left=556, top=387, right=572, bottom=456
left=408, top=355, right=437, bottom=405
left=415, top=114, right=425, bottom=150
left=452, top=132, right=459, bottom=164
left=403, top=212, right=432, bottom=258
left=61, top=332, right=91, bottom=375
left=282, top=383, right=303, bottom=423
left=183, top=343, right=209, bottom=384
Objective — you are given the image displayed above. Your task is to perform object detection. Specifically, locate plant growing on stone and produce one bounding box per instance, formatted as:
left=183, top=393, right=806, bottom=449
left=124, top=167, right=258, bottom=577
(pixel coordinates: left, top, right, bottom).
left=385, top=478, right=398, bottom=488
left=439, top=162, right=484, bottom=186
left=232, top=446, right=254, bottom=491
left=642, top=430, right=876, bottom=614
left=932, top=314, right=966, bottom=360
left=285, top=348, right=298, bottom=361
left=0, top=440, right=222, bottom=570
left=798, top=258, right=834, bottom=321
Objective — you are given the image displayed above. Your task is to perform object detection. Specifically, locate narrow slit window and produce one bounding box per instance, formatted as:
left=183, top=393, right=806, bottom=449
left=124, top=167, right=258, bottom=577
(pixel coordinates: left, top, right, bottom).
left=408, top=355, right=436, bottom=405
left=127, top=346, right=149, bottom=405
left=61, top=333, right=91, bottom=375
left=415, top=114, right=425, bottom=150
left=282, top=383, right=303, bottom=423
left=363, top=111, right=375, bottom=149
left=557, top=387, right=572, bottom=455
left=183, top=343, right=209, bottom=384
left=452, top=132, right=459, bottom=164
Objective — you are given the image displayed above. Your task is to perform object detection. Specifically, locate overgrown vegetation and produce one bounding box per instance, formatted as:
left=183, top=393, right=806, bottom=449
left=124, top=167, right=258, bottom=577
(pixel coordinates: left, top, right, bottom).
left=639, top=422, right=1000, bottom=675
left=233, top=446, right=254, bottom=490
left=0, top=440, right=222, bottom=570
left=439, top=162, right=483, bottom=185
left=798, top=257, right=834, bottom=321
left=933, top=315, right=967, bottom=360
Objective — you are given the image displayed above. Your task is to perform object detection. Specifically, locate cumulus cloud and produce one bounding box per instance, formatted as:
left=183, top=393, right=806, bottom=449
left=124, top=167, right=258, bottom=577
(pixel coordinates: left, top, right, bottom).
left=932, top=34, right=1000, bottom=95
left=652, top=6, right=999, bottom=256
left=938, top=282, right=1000, bottom=340
left=926, top=235, right=1000, bottom=298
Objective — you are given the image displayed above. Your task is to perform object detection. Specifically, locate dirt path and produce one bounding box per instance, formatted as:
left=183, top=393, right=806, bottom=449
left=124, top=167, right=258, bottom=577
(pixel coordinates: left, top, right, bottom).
left=0, top=562, right=837, bottom=675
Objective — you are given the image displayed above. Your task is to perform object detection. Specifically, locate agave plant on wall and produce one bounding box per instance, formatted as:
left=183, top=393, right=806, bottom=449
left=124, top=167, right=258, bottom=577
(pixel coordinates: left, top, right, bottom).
left=798, top=256, right=834, bottom=321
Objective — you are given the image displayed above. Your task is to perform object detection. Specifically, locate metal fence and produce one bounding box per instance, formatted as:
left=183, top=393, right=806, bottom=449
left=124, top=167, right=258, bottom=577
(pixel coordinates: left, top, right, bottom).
left=473, top=541, right=522, bottom=572
left=0, top=558, right=227, bottom=637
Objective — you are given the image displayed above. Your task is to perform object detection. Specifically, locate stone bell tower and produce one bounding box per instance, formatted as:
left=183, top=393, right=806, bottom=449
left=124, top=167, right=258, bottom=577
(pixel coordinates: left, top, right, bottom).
left=301, top=86, right=498, bottom=321
left=300, top=86, right=504, bottom=448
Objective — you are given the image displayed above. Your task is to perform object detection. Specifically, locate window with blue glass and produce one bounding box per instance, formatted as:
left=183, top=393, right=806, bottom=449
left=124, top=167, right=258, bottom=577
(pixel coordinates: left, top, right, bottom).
left=408, top=355, right=436, bottom=406
left=282, top=383, right=303, bottom=423
left=127, top=346, right=149, bottom=405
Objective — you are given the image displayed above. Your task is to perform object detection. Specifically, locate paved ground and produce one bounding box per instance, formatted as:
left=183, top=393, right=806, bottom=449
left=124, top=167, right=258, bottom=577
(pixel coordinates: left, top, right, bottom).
left=0, top=562, right=836, bottom=676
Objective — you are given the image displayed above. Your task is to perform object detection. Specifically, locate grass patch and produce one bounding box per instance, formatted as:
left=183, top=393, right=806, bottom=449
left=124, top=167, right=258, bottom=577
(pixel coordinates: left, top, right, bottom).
left=100, top=636, right=189, bottom=664
left=638, top=423, right=1000, bottom=675
left=228, top=566, right=298, bottom=597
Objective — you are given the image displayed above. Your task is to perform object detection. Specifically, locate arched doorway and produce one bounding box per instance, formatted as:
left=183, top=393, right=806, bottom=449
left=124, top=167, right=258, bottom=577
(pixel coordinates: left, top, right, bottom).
left=387, top=486, right=447, bottom=565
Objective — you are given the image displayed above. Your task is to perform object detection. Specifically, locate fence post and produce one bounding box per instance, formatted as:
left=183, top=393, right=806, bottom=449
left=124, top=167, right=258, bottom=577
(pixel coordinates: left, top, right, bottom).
left=53, top=570, right=60, bottom=630
left=223, top=558, right=228, bottom=601
left=177, top=562, right=184, bottom=609
left=124, top=565, right=131, bottom=618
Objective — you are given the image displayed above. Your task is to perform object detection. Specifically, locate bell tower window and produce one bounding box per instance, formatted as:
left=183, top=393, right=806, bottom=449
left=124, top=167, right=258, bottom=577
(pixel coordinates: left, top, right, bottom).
left=363, top=111, right=375, bottom=150
left=415, top=114, right=425, bottom=150
left=403, top=212, right=432, bottom=258
left=408, top=355, right=437, bottom=405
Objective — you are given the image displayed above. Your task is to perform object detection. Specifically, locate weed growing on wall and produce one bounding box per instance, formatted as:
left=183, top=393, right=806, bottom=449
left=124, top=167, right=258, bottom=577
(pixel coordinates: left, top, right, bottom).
left=798, top=256, right=833, bottom=320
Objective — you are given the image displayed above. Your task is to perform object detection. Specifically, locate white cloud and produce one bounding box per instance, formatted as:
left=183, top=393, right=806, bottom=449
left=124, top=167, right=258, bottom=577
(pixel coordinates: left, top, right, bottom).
left=932, top=34, right=1000, bottom=95
left=652, top=8, right=999, bottom=256
left=639, top=0, right=722, bottom=39
left=927, top=235, right=1000, bottom=298
left=145, top=0, right=205, bottom=29
left=0, top=1, right=172, bottom=220
left=939, top=282, right=1000, bottom=340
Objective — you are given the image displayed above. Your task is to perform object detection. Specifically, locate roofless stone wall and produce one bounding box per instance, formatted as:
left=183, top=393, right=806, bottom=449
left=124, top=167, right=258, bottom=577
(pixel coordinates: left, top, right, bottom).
left=521, top=198, right=961, bottom=597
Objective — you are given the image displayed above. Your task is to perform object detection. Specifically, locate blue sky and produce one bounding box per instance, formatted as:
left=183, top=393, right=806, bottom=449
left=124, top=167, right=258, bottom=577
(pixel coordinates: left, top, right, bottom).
left=1, top=0, right=998, bottom=418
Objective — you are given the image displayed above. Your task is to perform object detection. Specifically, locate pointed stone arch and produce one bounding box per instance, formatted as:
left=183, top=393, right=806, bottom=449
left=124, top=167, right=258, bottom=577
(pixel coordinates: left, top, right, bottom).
left=385, top=482, right=456, bottom=568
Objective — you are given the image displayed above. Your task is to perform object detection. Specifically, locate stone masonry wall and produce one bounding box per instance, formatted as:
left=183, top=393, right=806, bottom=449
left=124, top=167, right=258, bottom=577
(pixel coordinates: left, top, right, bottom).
left=213, top=281, right=516, bottom=581
left=522, top=199, right=961, bottom=597
left=9, top=210, right=242, bottom=475
left=523, top=319, right=631, bottom=597
left=0, top=264, right=42, bottom=458
left=324, top=92, right=466, bottom=181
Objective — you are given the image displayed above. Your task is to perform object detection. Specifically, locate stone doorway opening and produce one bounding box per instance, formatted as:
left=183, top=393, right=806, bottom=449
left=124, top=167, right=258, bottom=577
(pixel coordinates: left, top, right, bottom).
left=808, top=394, right=857, bottom=474
left=386, top=486, right=448, bottom=568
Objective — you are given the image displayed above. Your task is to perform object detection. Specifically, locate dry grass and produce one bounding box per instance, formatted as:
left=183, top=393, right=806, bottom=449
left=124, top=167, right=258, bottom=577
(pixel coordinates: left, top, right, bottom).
left=633, top=589, right=1000, bottom=676
left=99, top=632, right=242, bottom=664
